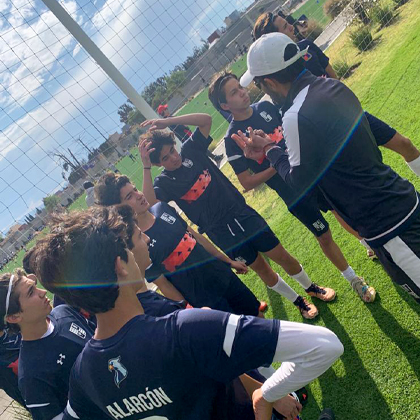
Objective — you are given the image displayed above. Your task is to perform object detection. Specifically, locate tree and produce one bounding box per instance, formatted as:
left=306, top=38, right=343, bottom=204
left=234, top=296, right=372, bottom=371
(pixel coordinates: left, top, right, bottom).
left=166, top=70, right=187, bottom=98
left=127, top=109, right=146, bottom=126
left=0, top=233, right=4, bottom=242
left=43, top=195, right=61, bottom=213
left=118, top=102, right=135, bottom=124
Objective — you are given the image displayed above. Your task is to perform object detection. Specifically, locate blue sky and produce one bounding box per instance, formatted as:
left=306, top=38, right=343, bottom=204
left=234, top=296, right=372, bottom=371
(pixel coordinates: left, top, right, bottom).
left=0, top=0, right=253, bottom=234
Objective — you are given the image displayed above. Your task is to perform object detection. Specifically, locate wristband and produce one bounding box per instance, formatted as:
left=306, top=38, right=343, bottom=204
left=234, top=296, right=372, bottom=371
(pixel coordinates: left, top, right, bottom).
left=143, top=167, right=151, bottom=170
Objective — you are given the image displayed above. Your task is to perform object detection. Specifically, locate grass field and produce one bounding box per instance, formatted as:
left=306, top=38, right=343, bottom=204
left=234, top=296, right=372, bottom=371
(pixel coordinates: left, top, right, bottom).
left=292, top=0, right=331, bottom=26
left=2, top=1, right=420, bottom=418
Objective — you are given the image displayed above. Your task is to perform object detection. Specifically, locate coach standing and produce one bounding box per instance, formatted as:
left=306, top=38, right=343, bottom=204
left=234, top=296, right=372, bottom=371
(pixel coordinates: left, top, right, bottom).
left=233, top=33, right=420, bottom=304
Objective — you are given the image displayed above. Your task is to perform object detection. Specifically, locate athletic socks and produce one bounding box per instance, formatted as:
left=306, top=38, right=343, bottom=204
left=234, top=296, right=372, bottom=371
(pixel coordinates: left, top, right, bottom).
left=407, top=155, right=420, bottom=176
left=341, top=265, right=357, bottom=282
left=269, top=274, right=299, bottom=302
left=291, top=265, right=312, bottom=289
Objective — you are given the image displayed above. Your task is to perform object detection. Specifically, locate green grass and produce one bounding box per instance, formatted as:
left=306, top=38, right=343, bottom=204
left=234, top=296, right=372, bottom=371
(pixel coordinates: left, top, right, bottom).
left=292, top=0, right=331, bottom=26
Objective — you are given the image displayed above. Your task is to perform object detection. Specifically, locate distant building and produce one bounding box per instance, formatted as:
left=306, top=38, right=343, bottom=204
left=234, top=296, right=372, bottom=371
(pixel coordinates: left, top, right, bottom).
left=224, top=10, right=240, bottom=27
left=207, top=29, right=221, bottom=45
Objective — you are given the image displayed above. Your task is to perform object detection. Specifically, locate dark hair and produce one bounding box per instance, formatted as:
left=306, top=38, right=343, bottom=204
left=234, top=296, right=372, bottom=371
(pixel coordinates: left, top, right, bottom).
left=253, top=11, right=301, bottom=41
left=208, top=72, right=238, bottom=111
left=254, top=44, right=305, bottom=85
left=83, top=181, right=94, bottom=190
left=36, top=207, right=130, bottom=314
left=0, top=270, right=25, bottom=332
left=114, top=204, right=138, bottom=250
left=95, top=172, right=130, bottom=206
left=140, top=130, right=175, bottom=165
left=22, top=247, right=38, bottom=275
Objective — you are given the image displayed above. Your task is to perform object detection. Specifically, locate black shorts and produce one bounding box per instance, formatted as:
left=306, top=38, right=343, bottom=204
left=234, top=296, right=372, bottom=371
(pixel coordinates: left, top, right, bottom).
left=365, top=111, right=397, bottom=146
left=289, top=191, right=330, bottom=237
left=371, top=213, right=420, bottom=304
left=206, top=206, right=280, bottom=266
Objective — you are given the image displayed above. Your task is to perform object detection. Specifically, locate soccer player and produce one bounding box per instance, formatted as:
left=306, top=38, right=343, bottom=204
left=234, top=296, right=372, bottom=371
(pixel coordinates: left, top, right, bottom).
left=233, top=33, right=420, bottom=304
left=0, top=269, right=96, bottom=420
left=253, top=11, right=420, bottom=177
left=138, top=114, right=336, bottom=319
left=36, top=206, right=343, bottom=420
left=209, top=72, right=375, bottom=302
left=157, top=103, right=224, bottom=164
left=95, top=173, right=265, bottom=316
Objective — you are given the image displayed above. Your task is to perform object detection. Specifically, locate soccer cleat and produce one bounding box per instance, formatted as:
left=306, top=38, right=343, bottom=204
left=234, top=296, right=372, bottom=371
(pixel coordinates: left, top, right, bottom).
left=259, top=301, right=268, bottom=313
left=350, top=276, right=376, bottom=303
left=293, top=296, right=318, bottom=319
left=305, top=283, right=336, bottom=302
left=318, top=408, right=335, bottom=420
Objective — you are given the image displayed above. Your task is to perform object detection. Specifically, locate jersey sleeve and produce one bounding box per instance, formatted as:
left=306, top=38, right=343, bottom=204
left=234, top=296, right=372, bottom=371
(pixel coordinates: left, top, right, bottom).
left=308, top=40, right=329, bottom=69
left=153, top=176, right=172, bottom=202
left=175, top=309, right=279, bottom=383
left=20, top=377, right=64, bottom=420
left=182, top=127, right=213, bottom=154
left=224, top=136, right=250, bottom=175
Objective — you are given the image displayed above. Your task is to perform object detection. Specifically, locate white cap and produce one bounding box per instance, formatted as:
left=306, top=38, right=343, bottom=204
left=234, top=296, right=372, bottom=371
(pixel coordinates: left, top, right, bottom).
left=240, top=33, right=309, bottom=87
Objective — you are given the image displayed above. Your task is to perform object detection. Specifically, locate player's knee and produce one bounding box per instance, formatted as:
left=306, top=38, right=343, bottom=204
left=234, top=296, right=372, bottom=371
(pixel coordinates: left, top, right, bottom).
left=317, top=230, right=333, bottom=246
left=321, top=329, right=344, bottom=361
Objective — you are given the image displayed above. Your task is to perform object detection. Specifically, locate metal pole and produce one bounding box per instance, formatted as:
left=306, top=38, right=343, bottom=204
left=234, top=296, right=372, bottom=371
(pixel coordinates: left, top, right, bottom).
left=41, top=0, right=159, bottom=121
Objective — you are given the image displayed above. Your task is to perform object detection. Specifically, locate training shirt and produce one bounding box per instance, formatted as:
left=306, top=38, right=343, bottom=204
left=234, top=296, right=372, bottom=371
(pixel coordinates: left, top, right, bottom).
left=144, top=202, right=231, bottom=305
left=63, top=309, right=280, bottom=420
left=0, top=330, right=23, bottom=405
left=267, top=71, right=419, bottom=245
left=18, top=305, right=95, bottom=420
left=298, top=39, right=329, bottom=77
left=153, top=129, right=247, bottom=232
left=137, top=290, right=186, bottom=316
left=169, top=123, right=193, bottom=143
left=225, top=101, right=296, bottom=206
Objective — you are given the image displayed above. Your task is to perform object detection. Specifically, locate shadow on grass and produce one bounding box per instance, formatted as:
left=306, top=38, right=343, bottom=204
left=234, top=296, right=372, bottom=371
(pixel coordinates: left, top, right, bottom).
left=267, top=288, right=290, bottom=322
left=365, top=293, right=420, bottom=382
left=317, top=303, right=392, bottom=420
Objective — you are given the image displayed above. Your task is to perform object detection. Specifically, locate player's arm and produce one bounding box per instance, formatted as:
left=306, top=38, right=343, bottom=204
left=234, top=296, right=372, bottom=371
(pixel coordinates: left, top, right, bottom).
left=325, top=63, right=338, bottom=79
left=187, top=226, right=248, bottom=274
left=154, top=275, right=185, bottom=301
left=237, top=167, right=277, bottom=192
left=139, top=138, right=159, bottom=206
left=141, top=113, right=212, bottom=139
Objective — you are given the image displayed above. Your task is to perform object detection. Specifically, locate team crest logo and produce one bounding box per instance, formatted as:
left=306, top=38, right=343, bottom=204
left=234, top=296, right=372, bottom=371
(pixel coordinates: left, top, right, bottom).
left=161, top=212, right=176, bottom=224
left=69, top=323, right=86, bottom=339
left=182, top=158, right=193, bottom=168
left=259, top=111, right=272, bottom=122
left=303, top=52, right=312, bottom=62
left=108, top=356, right=128, bottom=388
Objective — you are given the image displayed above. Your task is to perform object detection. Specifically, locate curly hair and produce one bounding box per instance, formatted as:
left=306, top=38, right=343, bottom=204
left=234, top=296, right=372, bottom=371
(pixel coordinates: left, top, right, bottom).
left=140, top=130, right=175, bottom=165
left=94, top=172, right=131, bottom=206
left=37, top=207, right=130, bottom=314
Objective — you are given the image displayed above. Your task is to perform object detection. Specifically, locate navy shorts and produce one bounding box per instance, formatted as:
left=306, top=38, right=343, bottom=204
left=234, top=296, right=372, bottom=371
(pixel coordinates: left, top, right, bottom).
left=316, top=188, right=334, bottom=213
left=206, top=206, right=280, bottom=266
left=365, top=112, right=397, bottom=146
left=289, top=188, right=330, bottom=237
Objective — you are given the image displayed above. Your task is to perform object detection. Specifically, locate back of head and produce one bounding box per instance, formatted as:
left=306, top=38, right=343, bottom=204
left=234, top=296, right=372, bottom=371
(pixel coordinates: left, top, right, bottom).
left=22, top=247, right=38, bottom=275
left=83, top=181, right=94, bottom=190
left=208, top=72, right=238, bottom=111
left=0, top=270, right=25, bottom=332
left=37, top=207, right=130, bottom=314
left=140, top=130, right=175, bottom=165
left=253, top=12, right=278, bottom=40
left=95, top=172, right=130, bottom=206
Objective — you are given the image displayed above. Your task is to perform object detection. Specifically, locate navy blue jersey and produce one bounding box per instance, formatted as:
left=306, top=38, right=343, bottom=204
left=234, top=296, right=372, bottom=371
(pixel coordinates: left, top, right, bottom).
left=18, top=305, right=95, bottom=420
left=137, top=290, right=186, bottom=316
left=153, top=129, right=247, bottom=231
left=0, top=330, right=23, bottom=405
left=298, top=39, right=329, bottom=77
left=225, top=101, right=296, bottom=206
left=63, top=309, right=280, bottom=420
left=145, top=202, right=233, bottom=306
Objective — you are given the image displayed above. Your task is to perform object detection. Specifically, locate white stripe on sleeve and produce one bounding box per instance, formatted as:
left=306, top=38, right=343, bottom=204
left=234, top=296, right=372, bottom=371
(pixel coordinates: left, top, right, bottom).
left=65, top=402, right=80, bottom=419
left=26, top=403, right=51, bottom=408
left=223, top=314, right=240, bottom=357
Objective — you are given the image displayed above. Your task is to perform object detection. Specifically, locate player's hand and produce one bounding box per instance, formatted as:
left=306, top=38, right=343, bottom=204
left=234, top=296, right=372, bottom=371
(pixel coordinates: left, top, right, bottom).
left=273, top=395, right=302, bottom=420
left=252, top=388, right=273, bottom=420
left=140, top=118, right=170, bottom=131
left=138, top=138, right=155, bottom=167
left=231, top=127, right=273, bottom=162
left=230, top=259, right=248, bottom=274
